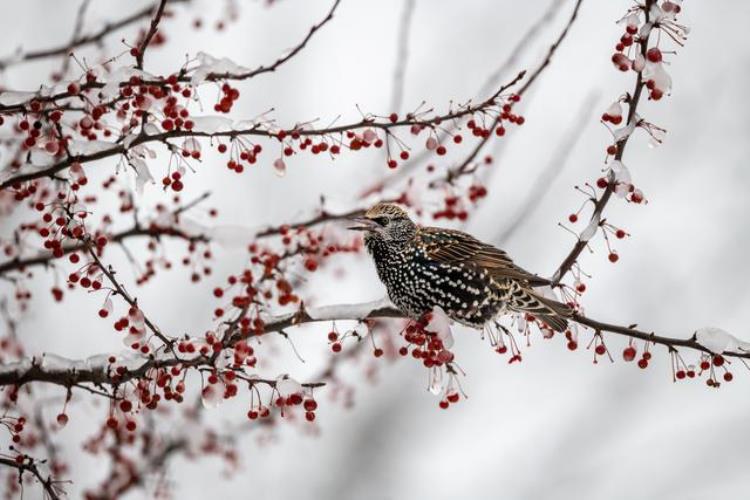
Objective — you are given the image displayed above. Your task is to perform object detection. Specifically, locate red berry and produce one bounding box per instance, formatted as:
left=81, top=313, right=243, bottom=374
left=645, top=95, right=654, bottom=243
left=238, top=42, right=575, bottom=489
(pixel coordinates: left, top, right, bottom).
left=646, top=47, right=663, bottom=63
left=622, top=346, right=636, bottom=362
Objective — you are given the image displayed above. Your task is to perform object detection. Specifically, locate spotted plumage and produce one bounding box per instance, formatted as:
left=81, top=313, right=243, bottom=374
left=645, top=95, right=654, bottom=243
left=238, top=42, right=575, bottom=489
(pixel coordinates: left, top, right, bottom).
left=350, top=203, right=571, bottom=331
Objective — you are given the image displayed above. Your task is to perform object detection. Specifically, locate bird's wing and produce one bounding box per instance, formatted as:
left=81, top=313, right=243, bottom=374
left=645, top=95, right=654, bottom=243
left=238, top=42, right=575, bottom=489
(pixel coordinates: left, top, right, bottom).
left=418, top=226, right=551, bottom=286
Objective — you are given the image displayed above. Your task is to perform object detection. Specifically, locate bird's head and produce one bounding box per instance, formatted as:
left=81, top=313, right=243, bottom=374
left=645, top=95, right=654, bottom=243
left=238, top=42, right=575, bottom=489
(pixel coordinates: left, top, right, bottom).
left=348, top=203, right=417, bottom=246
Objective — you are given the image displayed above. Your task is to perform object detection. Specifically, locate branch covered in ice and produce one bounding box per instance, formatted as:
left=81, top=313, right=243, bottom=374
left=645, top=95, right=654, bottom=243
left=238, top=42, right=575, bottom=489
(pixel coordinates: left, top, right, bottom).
left=0, top=298, right=400, bottom=388
left=3, top=297, right=748, bottom=391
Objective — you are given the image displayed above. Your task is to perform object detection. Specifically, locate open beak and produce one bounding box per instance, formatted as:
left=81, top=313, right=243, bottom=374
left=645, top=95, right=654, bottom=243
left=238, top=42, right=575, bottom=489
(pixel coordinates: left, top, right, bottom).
left=347, top=216, right=377, bottom=232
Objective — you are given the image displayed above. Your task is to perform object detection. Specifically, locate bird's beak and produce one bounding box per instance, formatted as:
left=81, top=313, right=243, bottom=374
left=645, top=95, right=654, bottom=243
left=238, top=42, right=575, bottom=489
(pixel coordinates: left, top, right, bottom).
left=347, top=216, right=377, bottom=232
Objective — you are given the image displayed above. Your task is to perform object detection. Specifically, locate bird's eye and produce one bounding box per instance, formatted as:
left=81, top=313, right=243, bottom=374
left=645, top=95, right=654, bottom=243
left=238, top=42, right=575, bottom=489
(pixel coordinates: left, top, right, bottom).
left=372, top=216, right=389, bottom=226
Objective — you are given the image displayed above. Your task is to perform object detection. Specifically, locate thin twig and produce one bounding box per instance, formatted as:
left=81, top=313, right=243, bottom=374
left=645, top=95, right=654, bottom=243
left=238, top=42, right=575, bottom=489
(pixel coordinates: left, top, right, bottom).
left=0, top=0, right=189, bottom=70
left=552, top=0, right=655, bottom=285
left=495, top=90, right=599, bottom=244
left=135, top=0, right=169, bottom=69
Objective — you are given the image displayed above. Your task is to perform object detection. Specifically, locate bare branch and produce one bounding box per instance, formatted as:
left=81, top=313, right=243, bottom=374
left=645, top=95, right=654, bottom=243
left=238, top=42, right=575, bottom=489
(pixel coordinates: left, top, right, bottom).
left=495, top=90, right=599, bottom=244
left=0, top=0, right=189, bottom=70
left=0, top=223, right=207, bottom=277
left=135, top=0, right=169, bottom=69
left=0, top=456, right=63, bottom=500
left=389, top=0, right=416, bottom=114
left=0, top=0, right=338, bottom=114
left=429, top=0, right=585, bottom=188
left=376, top=0, right=574, bottom=193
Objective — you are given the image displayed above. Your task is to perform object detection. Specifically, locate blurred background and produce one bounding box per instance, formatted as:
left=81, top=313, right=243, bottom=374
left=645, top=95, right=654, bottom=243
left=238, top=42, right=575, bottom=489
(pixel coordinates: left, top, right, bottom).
left=2, top=0, right=749, bottom=498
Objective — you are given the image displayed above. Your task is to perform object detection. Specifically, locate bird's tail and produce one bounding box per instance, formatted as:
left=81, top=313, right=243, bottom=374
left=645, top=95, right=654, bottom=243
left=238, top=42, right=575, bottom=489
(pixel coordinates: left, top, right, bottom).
left=508, top=284, right=572, bottom=332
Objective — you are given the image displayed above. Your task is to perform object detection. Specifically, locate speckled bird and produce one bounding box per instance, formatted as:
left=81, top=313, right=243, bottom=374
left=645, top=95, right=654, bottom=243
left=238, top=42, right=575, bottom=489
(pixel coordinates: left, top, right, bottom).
left=350, top=203, right=571, bottom=331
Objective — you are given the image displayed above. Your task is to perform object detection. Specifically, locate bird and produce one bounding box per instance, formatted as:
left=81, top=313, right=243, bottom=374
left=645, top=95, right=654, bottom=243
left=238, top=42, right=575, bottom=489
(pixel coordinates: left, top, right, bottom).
left=349, top=202, right=572, bottom=332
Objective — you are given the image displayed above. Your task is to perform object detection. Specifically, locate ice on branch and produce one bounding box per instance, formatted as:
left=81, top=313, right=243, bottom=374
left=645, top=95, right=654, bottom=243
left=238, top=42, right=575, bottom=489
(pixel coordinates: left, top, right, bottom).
left=0, top=90, right=39, bottom=105
left=207, top=223, right=254, bottom=248
left=695, top=327, right=750, bottom=355
left=580, top=213, right=601, bottom=242
left=643, top=61, right=672, bottom=96
left=130, top=156, right=155, bottom=194
left=68, top=140, right=116, bottom=156
left=201, top=379, right=226, bottom=409
left=612, top=119, right=637, bottom=143
left=276, top=375, right=303, bottom=397
left=100, top=67, right=156, bottom=98
left=650, top=1, right=683, bottom=24
left=191, top=52, right=250, bottom=86
left=602, top=102, right=623, bottom=124
left=189, top=115, right=234, bottom=134
left=609, top=160, right=632, bottom=198
left=427, top=306, right=454, bottom=349
left=273, top=158, right=287, bottom=176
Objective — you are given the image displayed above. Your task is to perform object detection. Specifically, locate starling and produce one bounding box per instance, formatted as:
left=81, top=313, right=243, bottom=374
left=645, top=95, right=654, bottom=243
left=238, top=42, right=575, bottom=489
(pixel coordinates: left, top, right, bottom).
left=350, top=203, right=571, bottom=331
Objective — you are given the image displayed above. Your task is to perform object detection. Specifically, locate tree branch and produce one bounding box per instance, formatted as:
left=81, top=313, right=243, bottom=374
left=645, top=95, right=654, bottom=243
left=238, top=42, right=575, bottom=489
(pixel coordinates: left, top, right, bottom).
left=0, top=224, right=207, bottom=277
left=368, top=0, right=566, bottom=194
left=0, top=0, right=338, bottom=114
left=0, top=298, right=398, bottom=389
left=0, top=71, right=525, bottom=191
left=552, top=0, right=656, bottom=285
left=0, top=456, right=63, bottom=500
left=429, top=0, right=585, bottom=188
left=2, top=297, right=747, bottom=391
left=0, top=0, right=189, bottom=70
left=135, top=0, right=169, bottom=69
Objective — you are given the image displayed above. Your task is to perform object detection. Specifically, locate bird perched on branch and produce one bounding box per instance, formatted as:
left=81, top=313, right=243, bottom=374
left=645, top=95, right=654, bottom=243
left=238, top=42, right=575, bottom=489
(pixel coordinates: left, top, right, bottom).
left=349, top=203, right=571, bottom=331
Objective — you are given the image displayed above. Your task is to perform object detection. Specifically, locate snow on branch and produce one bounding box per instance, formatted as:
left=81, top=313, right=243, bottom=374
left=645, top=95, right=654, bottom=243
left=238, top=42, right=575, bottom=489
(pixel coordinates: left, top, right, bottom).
left=2, top=297, right=747, bottom=392
left=0, top=298, right=398, bottom=389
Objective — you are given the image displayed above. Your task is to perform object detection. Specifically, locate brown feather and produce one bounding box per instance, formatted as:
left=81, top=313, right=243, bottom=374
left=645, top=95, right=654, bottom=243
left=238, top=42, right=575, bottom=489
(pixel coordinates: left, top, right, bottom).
left=418, top=227, right=551, bottom=287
